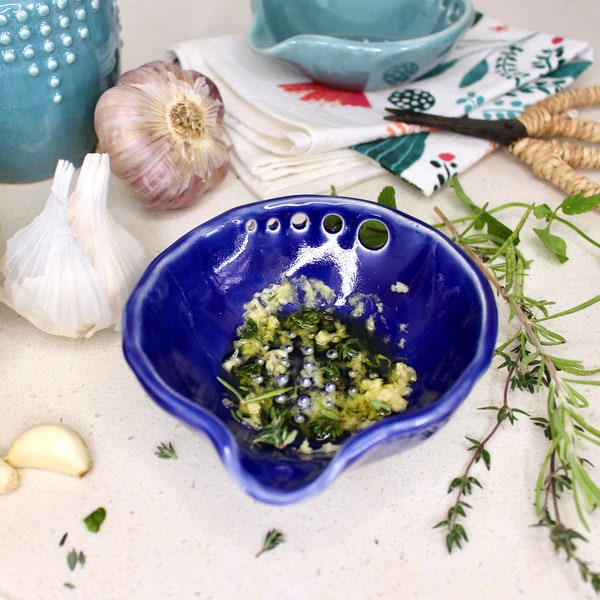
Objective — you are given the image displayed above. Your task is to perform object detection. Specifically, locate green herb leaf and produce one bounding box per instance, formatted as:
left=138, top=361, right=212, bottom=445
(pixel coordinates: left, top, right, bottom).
left=560, top=191, right=600, bottom=215
left=83, top=507, right=106, bottom=533
left=256, top=529, right=285, bottom=557
left=252, top=408, right=298, bottom=449
left=377, top=185, right=397, bottom=209
left=67, top=549, right=85, bottom=571
left=155, top=441, right=177, bottom=459
left=533, top=226, right=569, bottom=263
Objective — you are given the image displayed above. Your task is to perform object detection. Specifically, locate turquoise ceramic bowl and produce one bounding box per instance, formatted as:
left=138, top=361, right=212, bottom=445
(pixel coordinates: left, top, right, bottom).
left=0, top=1, right=120, bottom=182
left=248, top=0, right=474, bottom=91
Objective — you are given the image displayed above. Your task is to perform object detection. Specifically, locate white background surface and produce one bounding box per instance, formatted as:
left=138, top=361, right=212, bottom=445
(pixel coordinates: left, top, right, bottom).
left=1, top=1, right=600, bottom=599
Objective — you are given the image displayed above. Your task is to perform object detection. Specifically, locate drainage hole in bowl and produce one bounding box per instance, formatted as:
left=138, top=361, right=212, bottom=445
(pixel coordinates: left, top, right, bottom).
left=245, top=218, right=257, bottom=232
left=323, top=213, right=343, bottom=234
left=358, top=219, right=389, bottom=250
left=267, top=217, right=280, bottom=231
left=291, top=212, right=309, bottom=230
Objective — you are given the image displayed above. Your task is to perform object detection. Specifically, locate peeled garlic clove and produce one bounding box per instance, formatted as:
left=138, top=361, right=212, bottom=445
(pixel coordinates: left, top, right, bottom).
left=67, top=153, right=150, bottom=329
left=94, top=60, right=230, bottom=209
left=6, top=423, right=92, bottom=477
left=1, top=160, right=114, bottom=338
left=0, top=458, right=19, bottom=494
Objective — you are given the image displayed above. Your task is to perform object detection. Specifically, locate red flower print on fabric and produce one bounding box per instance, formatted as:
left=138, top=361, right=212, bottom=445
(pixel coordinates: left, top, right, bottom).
left=278, top=82, right=371, bottom=108
left=438, top=153, right=456, bottom=162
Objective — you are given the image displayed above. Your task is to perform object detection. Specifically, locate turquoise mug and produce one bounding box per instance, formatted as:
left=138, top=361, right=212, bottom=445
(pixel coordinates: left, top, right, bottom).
left=0, top=0, right=120, bottom=182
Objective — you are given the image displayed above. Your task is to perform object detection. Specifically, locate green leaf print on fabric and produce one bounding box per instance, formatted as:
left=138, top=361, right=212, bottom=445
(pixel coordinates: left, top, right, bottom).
left=459, top=58, right=489, bottom=88
left=352, top=133, right=429, bottom=176
left=545, top=59, right=593, bottom=81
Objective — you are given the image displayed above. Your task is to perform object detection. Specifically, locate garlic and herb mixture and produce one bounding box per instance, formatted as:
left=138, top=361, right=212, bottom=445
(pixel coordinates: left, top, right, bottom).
left=218, top=276, right=416, bottom=451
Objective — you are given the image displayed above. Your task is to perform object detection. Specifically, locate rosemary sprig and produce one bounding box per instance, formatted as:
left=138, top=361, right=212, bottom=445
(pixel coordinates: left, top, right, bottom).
left=427, top=177, right=600, bottom=592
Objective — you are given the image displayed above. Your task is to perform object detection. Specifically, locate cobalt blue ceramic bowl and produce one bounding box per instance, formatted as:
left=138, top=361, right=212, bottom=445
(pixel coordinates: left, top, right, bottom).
left=248, top=0, right=475, bottom=91
left=122, top=196, right=497, bottom=505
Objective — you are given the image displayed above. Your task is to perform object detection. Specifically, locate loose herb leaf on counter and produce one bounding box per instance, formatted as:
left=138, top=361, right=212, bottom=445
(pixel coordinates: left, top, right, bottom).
left=417, top=176, right=600, bottom=593
left=67, top=549, right=85, bottom=571
left=256, top=529, right=285, bottom=557
left=155, top=442, right=177, bottom=459
left=84, top=507, right=107, bottom=533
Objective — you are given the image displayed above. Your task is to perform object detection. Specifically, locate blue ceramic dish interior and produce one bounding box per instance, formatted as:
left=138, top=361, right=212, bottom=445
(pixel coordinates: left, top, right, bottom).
left=248, top=0, right=475, bottom=91
left=122, top=195, right=498, bottom=505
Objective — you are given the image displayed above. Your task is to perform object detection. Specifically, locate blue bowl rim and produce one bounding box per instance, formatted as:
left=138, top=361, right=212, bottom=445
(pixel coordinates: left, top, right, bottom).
left=122, top=194, right=498, bottom=505
left=248, top=0, right=475, bottom=55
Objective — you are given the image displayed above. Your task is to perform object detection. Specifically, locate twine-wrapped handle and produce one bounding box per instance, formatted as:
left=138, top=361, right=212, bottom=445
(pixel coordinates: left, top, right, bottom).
left=510, top=86, right=600, bottom=197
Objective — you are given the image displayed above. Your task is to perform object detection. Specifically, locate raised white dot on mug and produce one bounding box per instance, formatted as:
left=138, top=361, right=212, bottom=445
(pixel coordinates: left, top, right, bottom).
left=2, top=49, right=16, bottom=64
left=22, top=45, right=35, bottom=59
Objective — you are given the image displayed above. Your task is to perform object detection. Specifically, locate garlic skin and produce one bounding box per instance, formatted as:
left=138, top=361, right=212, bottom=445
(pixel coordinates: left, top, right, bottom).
left=5, top=423, right=91, bottom=477
left=0, top=458, right=19, bottom=494
left=94, top=60, right=230, bottom=210
left=1, top=161, right=114, bottom=338
left=68, top=153, right=150, bottom=330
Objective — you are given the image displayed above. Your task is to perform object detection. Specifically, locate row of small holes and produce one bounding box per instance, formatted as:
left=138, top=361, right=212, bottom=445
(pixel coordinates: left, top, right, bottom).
left=245, top=212, right=389, bottom=250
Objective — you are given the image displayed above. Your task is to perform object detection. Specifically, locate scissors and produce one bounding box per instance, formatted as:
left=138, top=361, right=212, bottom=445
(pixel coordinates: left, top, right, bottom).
left=384, top=85, right=600, bottom=197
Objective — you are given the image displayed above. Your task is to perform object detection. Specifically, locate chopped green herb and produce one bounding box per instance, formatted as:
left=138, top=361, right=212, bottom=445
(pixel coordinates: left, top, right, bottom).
left=256, top=529, right=285, bottom=557
left=83, top=507, right=106, bottom=533
left=59, top=532, right=68, bottom=547
left=155, top=441, right=177, bottom=459
left=63, top=582, right=75, bottom=589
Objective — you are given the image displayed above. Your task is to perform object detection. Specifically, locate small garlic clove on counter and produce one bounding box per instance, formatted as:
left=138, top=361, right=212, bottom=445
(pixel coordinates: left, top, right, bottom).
left=94, top=60, right=230, bottom=209
left=67, top=153, right=150, bottom=330
left=1, top=160, right=114, bottom=338
left=5, top=423, right=92, bottom=477
left=0, top=457, right=19, bottom=494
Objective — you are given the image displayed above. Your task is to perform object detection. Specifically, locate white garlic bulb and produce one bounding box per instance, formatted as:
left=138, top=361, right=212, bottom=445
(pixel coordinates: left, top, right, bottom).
left=68, top=153, right=149, bottom=330
left=0, top=154, right=149, bottom=338
left=94, top=60, right=230, bottom=210
left=1, top=160, right=114, bottom=338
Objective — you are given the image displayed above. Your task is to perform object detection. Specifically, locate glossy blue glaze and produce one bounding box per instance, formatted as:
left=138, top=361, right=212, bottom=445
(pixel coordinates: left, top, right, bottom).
left=0, top=1, right=120, bottom=182
left=122, top=196, right=498, bottom=505
left=248, top=0, right=474, bottom=91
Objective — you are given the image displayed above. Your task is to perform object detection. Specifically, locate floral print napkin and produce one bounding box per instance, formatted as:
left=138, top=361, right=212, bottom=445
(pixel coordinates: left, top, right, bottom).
left=172, top=14, right=593, bottom=197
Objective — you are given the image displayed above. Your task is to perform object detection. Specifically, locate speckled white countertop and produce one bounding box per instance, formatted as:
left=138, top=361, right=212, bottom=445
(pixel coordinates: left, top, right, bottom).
left=1, top=1, right=600, bottom=599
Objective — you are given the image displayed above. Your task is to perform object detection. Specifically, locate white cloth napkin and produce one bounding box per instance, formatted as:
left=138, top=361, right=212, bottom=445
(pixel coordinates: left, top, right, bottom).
left=171, top=15, right=593, bottom=198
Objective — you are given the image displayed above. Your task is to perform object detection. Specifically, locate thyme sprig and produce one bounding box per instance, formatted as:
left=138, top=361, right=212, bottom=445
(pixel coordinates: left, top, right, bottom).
left=256, top=529, right=285, bottom=557
left=428, top=177, right=600, bottom=592
left=155, top=441, right=177, bottom=459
